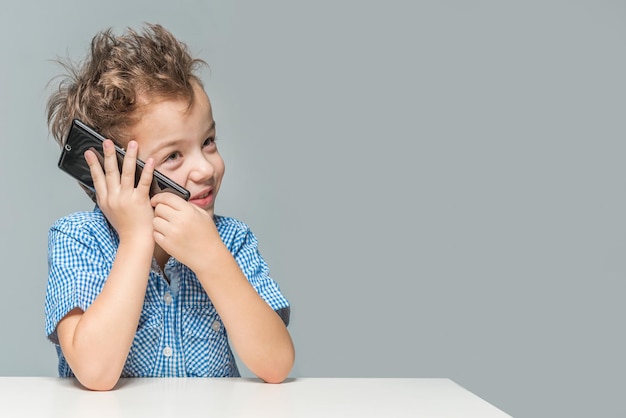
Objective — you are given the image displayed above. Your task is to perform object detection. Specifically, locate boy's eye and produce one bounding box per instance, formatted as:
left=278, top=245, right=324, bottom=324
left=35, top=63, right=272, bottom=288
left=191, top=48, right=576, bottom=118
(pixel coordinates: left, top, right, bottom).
left=203, top=137, right=216, bottom=147
left=166, top=152, right=180, bottom=161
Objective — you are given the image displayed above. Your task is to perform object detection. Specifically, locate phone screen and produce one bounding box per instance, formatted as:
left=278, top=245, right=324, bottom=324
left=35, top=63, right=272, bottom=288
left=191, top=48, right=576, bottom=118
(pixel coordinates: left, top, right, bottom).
left=57, top=119, right=190, bottom=200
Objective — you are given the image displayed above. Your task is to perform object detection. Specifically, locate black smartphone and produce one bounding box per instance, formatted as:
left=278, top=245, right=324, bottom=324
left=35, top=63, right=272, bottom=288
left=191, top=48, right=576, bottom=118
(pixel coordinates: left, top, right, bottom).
left=57, top=119, right=190, bottom=200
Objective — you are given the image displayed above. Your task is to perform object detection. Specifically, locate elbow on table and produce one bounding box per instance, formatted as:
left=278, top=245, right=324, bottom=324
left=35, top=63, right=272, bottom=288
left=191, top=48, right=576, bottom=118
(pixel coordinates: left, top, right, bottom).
left=258, top=349, right=295, bottom=384
left=262, top=371, right=290, bottom=384
left=75, top=369, right=121, bottom=391
left=78, top=376, right=119, bottom=391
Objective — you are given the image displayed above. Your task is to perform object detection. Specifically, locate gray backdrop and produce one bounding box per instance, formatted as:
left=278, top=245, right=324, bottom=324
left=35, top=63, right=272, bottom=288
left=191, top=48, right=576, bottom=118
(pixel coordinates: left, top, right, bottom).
left=1, top=1, right=624, bottom=417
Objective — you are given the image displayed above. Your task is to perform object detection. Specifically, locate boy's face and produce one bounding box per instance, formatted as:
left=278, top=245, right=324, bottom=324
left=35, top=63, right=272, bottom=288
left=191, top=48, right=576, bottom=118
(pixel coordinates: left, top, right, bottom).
left=129, top=83, right=225, bottom=214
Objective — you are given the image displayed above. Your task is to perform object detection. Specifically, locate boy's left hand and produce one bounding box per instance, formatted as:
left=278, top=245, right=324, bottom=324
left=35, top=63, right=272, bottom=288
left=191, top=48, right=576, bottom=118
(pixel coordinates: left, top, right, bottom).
left=150, top=192, right=221, bottom=269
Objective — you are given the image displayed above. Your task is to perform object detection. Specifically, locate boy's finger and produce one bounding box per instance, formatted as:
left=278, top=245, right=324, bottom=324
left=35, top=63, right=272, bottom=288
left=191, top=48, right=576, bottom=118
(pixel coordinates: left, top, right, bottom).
left=153, top=199, right=178, bottom=220
left=150, top=190, right=184, bottom=209
left=136, top=157, right=155, bottom=196
left=102, top=139, right=121, bottom=189
left=84, top=149, right=106, bottom=197
left=120, top=141, right=138, bottom=189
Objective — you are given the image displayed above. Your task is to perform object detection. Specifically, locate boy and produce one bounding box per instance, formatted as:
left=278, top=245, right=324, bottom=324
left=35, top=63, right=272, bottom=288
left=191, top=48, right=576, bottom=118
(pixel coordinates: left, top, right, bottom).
left=44, top=23, right=294, bottom=390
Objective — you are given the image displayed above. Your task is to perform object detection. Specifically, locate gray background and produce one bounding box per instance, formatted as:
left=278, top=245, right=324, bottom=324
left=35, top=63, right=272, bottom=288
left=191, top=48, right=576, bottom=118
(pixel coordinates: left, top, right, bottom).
left=1, top=1, right=624, bottom=417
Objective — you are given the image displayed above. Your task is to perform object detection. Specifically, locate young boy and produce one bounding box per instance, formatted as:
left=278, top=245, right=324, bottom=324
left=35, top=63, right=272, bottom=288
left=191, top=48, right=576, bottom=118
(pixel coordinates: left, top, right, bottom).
left=44, top=23, right=294, bottom=390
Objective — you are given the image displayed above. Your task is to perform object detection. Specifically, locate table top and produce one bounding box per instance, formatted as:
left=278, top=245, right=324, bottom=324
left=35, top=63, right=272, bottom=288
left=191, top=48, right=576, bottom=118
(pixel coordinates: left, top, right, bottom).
left=0, top=377, right=512, bottom=417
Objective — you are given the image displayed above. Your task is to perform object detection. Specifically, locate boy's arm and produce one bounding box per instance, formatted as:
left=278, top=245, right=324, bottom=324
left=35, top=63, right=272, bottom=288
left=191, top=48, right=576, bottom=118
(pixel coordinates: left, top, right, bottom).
left=56, top=236, right=153, bottom=390
left=151, top=194, right=295, bottom=383
left=57, top=140, right=157, bottom=391
left=195, top=244, right=294, bottom=383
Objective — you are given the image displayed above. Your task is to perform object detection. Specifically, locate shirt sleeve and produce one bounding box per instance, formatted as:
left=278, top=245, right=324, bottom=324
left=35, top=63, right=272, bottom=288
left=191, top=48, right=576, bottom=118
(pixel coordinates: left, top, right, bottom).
left=225, top=219, right=291, bottom=326
left=45, top=221, right=109, bottom=344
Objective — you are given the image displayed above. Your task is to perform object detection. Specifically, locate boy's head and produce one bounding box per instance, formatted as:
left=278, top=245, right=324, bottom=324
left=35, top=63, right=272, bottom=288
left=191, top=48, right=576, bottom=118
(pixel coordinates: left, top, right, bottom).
left=47, top=24, right=224, bottom=208
left=47, top=23, right=206, bottom=148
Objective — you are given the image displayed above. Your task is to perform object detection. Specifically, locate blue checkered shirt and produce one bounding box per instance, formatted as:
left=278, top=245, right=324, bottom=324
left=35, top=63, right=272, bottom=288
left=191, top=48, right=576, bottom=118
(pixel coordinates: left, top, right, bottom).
left=45, top=208, right=290, bottom=377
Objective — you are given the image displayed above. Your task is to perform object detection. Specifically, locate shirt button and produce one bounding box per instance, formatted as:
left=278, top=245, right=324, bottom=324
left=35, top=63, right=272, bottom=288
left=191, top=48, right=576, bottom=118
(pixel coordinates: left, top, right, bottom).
left=211, top=320, right=221, bottom=332
left=164, top=292, right=173, bottom=305
left=163, top=347, right=173, bottom=357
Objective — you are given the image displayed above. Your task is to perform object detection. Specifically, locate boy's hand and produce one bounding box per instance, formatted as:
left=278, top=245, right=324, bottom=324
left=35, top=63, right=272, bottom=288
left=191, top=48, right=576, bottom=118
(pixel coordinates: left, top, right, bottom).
left=85, top=139, right=156, bottom=242
left=151, top=192, right=221, bottom=270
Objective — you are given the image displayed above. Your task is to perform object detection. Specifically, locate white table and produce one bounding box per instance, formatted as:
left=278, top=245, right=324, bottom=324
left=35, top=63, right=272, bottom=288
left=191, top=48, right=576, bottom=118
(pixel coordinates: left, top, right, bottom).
left=0, top=377, right=512, bottom=417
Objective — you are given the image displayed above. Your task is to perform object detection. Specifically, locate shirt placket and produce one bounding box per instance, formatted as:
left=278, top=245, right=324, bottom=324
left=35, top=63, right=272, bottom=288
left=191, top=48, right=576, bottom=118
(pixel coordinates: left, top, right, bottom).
left=163, top=260, right=185, bottom=376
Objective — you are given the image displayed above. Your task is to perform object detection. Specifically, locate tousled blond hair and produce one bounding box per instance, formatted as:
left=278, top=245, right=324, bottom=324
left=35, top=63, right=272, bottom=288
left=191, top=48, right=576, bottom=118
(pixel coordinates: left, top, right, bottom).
left=47, top=23, right=206, bottom=147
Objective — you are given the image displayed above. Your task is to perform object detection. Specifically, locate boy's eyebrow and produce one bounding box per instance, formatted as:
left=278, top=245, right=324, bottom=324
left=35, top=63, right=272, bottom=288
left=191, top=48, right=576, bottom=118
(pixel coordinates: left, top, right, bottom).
left=201, top=120, right=216, bottom=138
left=153, top=121, right=217, bottom=150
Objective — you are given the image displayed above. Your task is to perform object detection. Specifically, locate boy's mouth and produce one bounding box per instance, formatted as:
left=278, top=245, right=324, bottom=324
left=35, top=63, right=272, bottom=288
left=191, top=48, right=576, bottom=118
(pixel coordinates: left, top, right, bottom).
left=189, top=188, right=214, bottom=208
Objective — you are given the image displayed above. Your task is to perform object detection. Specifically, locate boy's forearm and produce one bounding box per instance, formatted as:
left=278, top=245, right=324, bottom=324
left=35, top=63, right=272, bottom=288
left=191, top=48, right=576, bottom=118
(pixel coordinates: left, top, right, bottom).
left=58, top=237, right=154, bottom=390
left=194, top=245, right=295, bottom=383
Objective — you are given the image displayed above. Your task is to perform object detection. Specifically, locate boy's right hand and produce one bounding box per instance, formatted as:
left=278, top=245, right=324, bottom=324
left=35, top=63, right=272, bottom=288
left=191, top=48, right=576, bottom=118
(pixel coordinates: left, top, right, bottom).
left=85, top=139, right=156, bottom=242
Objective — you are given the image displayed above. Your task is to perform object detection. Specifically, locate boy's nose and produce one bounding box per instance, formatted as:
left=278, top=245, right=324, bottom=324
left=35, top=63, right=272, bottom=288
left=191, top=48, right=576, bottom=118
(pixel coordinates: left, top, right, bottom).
left=189, top=154, right=216, bottom=182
